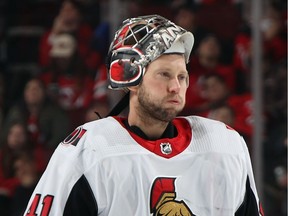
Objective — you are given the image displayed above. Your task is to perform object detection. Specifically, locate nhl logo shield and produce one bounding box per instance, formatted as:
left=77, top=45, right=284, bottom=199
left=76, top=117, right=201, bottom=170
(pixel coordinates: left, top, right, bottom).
left=160, top=143, right=172, bottom=155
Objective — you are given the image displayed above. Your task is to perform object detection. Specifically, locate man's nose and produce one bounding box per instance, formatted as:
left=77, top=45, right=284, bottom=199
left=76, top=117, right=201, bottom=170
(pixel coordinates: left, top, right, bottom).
left=168, top=78, right=181, bottom=93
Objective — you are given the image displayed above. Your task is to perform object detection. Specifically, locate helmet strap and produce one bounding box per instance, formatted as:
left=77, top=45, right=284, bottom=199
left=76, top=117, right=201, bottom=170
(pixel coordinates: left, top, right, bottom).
left=106, top=92, right=130, bottom=117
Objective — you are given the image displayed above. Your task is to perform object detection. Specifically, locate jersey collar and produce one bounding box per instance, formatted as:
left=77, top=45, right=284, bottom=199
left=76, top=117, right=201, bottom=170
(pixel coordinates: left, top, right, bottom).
left=114, top=117, right=192, bottom=159
left=123, top=119, right=177, bottom=140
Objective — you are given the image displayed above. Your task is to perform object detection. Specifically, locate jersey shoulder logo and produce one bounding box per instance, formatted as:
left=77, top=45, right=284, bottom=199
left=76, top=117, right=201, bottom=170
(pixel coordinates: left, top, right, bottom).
left=150, top=177, right=195, bottom=216
left=61, top=126, right=87, bottom=146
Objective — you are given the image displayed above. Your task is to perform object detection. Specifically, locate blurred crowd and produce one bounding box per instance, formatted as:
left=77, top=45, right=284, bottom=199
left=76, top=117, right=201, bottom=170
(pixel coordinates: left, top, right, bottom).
left=0, top=0, right=286, bottom=215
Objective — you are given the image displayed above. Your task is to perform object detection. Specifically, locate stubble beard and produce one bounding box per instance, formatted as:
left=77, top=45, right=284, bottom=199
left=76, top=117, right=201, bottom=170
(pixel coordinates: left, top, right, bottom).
left=137, top=85, right=183, bottom=123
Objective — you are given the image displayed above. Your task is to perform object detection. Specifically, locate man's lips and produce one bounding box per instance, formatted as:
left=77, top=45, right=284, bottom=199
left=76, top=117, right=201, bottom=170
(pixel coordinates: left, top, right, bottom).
left=167, top=98, right=181, bottom=104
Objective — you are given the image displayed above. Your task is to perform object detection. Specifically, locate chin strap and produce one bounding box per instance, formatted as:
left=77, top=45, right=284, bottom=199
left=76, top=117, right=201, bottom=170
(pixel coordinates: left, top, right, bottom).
left=106, top=92, right=130, bottom=117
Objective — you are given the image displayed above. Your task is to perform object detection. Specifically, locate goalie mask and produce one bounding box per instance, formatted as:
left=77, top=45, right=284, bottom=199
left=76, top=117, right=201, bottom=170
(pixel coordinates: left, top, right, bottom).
left=107, top=15, right=194, bottom=89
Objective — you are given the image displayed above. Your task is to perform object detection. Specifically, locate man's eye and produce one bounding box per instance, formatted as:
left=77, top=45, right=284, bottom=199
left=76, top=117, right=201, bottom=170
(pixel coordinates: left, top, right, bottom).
left=160, top=72, right=170, bottom=78
left=178, top=75, right=187, bottom=81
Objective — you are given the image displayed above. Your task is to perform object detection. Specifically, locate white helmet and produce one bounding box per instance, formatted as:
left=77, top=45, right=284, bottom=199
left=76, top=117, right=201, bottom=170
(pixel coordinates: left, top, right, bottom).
left=106, top=15, right=194, bottom=89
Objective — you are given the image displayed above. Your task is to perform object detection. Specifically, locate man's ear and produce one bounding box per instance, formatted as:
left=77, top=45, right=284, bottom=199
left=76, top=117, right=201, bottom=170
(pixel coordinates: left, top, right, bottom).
left=127, top=85, right=139, bottom=93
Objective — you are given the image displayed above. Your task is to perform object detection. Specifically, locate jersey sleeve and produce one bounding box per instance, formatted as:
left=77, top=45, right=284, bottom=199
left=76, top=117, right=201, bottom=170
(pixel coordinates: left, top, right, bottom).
left=235, top=137, right=264, bottom=216
left=23, top=126, right=98, bottom=216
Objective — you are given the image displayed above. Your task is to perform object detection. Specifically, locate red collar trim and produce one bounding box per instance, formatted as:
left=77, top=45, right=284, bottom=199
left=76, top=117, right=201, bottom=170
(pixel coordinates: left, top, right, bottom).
left=114, top=117, right=192, bottom=159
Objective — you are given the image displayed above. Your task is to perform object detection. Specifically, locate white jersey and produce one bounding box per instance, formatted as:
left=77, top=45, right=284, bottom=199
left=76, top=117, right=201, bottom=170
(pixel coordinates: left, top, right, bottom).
left=24, top=116, right=264, bottom=216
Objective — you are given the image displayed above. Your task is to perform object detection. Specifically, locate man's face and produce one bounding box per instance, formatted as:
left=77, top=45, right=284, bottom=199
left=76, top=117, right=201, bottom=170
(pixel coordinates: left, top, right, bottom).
left=24, top=79, right=45, bottom=106
left=136, top=54, right=188, bottom=122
